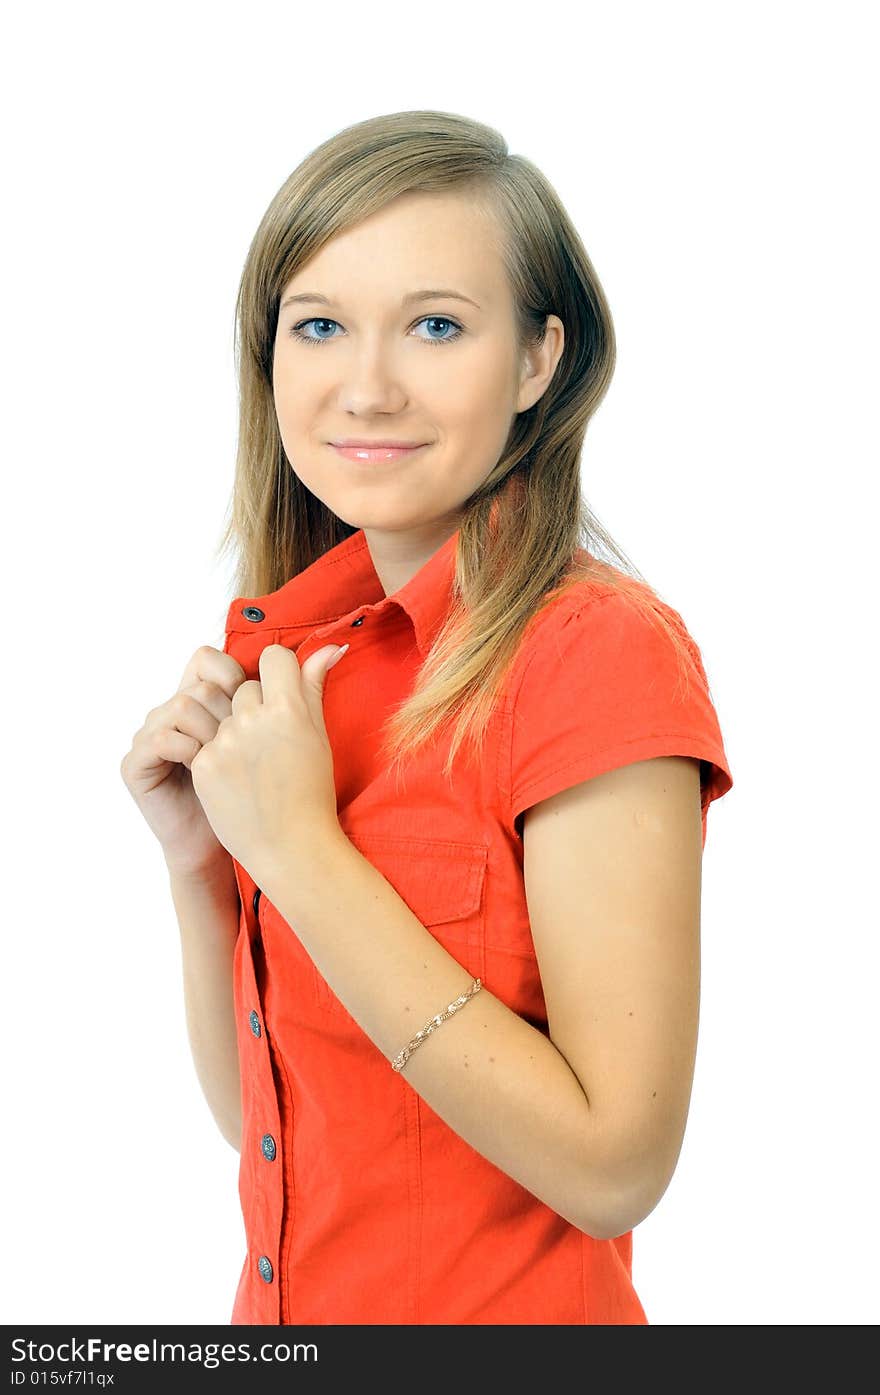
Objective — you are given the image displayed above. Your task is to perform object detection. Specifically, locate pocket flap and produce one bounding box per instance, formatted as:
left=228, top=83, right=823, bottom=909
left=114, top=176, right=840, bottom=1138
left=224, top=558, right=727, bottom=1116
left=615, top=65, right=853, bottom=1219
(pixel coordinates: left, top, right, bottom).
left=346, top=833, right=488, bottom=925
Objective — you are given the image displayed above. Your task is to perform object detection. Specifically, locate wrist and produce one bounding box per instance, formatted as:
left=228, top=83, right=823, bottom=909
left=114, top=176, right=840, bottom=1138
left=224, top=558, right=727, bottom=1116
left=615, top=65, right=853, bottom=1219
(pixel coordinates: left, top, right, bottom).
left=164, top=847, right=236, bottom=887
left=258, top=820, right=351, bottom=916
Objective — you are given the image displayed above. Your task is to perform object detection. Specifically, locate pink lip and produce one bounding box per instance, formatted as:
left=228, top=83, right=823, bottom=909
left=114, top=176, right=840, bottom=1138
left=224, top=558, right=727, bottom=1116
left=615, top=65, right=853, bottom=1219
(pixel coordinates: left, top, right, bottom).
left=331, top=442, right=428, bottom=463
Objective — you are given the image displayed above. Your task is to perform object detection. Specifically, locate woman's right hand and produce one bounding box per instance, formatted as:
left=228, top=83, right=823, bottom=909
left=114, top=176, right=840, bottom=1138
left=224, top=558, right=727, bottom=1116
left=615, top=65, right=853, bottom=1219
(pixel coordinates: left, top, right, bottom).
left=120, top=644, right=249, bottom=877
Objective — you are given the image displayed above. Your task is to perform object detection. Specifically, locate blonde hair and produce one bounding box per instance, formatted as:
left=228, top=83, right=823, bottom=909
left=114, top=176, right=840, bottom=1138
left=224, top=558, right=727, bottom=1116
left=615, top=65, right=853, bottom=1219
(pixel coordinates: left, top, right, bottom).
left=216, top=109, right=696, bottom=787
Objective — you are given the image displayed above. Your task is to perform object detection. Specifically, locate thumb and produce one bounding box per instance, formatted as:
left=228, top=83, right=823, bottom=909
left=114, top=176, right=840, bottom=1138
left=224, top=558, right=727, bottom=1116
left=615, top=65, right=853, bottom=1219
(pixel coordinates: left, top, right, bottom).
left=300, top=643, right=349, bottom=714
left=322, top=643, right=350, bottom=673
left=302, top=643, right=349, bottom=674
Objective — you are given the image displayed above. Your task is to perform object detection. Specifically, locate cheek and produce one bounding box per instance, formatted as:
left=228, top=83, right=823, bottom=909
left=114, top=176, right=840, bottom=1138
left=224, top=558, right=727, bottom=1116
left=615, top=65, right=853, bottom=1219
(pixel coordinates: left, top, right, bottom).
left=447, top=345, right=516, bottom=421
left=273, top=376, right=320, bottom=458
left=448, top=373, right=515, bottom=459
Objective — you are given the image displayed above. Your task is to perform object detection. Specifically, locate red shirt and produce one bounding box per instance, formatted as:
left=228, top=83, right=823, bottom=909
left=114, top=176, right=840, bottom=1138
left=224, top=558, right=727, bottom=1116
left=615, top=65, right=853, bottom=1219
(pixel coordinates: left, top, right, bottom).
left=222, top=525, right=733, bottom=1324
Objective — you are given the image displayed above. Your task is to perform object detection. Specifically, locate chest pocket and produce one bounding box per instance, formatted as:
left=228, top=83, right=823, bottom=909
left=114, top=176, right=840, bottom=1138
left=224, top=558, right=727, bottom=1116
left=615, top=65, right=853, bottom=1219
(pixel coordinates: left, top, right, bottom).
left=313, top=834, right=488, bottom=1016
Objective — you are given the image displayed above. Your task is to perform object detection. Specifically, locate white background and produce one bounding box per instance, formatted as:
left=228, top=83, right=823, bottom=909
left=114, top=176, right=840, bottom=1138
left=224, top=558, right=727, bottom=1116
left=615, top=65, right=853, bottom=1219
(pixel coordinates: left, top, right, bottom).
left=3, top=0, right=877, bottom=1328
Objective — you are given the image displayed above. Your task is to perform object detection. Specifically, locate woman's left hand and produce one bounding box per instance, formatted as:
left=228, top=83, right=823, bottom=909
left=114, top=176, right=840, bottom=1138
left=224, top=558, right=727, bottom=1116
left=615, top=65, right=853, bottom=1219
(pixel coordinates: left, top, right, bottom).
left=190, top=641, right=349, bottom=886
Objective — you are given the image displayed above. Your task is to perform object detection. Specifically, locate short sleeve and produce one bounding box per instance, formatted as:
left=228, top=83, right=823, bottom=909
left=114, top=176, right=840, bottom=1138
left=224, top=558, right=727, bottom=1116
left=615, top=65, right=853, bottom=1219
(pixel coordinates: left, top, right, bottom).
left=506, top=591, right=734, bottom=848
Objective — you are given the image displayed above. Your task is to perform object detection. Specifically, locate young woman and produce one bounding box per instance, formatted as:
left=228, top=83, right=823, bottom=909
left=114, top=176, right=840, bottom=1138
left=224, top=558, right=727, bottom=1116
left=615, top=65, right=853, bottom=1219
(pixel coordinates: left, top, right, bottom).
left=120, top=109, right=733, bottom=1326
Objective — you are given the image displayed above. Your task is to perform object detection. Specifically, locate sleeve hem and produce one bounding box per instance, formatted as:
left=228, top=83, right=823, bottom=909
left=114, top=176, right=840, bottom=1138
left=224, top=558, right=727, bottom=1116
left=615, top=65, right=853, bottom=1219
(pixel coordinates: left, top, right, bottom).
left=510, top=731, right=733, bottom=825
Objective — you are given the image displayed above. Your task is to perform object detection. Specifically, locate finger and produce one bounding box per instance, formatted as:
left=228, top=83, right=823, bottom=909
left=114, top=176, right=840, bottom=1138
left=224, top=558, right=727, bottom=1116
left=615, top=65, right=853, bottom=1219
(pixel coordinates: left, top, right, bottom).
left=299, top=644, right=349, bottom=690
left=231, top=678, right=265, bottom=714
left=145, top=726, right=203, bottom=773
left=298, top=644, right=349, bottom=691
left=177, top=644, right=247, bottom=700
left=176, top=679, right=235, bottom=727
left=259, top=640, right=347, bottom=700
left=257, top=642, right=304, bottom=705
left=143, top=691, right=228, bottom=749
left=294, top=644, right=348, bottom=732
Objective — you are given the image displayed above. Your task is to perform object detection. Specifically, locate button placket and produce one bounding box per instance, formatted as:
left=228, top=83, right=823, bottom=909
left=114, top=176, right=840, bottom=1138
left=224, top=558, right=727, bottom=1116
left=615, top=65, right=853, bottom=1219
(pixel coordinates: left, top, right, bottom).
left=247, top=882, right=280, bottom=1288
left=249, top=887, right=263, bottom=1037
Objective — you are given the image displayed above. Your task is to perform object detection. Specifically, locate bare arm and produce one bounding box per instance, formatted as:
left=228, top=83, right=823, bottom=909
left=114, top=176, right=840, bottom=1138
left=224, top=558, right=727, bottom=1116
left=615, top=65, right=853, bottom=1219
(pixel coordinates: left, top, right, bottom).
left=258, top=755, right=703, bottom=1240
left=520, top=754, right=703, bottom=1231
left=119, top=641, right=249, bottom=1152
left=168, top=854, right=243, bottom=1152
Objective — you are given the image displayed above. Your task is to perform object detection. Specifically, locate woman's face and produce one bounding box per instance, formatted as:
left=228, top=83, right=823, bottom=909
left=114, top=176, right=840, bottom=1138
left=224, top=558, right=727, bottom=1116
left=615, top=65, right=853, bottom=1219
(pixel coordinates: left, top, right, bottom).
left=272, top=190, right=564, bottom=541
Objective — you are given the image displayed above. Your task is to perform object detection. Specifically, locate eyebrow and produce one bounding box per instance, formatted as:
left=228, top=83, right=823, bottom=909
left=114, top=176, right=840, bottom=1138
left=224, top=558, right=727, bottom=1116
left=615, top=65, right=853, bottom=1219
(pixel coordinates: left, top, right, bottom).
left=279, top=287, right=482, bottom=311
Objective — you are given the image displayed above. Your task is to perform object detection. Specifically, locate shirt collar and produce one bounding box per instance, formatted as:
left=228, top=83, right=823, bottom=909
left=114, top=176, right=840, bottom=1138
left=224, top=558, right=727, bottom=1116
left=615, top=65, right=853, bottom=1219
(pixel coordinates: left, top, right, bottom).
left=225, top=526, right=460, bottom=658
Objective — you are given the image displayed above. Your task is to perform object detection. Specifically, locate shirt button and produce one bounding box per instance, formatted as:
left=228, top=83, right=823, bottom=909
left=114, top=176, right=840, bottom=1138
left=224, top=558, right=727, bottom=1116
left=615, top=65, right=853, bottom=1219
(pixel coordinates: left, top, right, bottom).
left=350, top=616, right=365, bottom=627
left=260, top=1134, right=277, bottom=1162
left=242, top=606, right=265, bottom=623
left=249, top=1009, right=262, bottom=1038
left=252, top=888, right=261, bottom=916
left=257, top=1255, right=274, bottom=1283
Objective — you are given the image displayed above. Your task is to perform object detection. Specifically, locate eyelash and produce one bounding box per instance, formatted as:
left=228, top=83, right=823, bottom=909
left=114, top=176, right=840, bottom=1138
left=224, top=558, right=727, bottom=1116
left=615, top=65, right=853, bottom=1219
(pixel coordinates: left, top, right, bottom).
left=287, top=314, right=464, bottom=348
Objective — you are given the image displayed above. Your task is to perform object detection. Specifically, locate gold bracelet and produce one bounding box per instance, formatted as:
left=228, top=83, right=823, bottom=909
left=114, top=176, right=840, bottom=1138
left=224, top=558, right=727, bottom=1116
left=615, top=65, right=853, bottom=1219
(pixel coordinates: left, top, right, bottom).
left=391, top=977, right=482, bottom=1073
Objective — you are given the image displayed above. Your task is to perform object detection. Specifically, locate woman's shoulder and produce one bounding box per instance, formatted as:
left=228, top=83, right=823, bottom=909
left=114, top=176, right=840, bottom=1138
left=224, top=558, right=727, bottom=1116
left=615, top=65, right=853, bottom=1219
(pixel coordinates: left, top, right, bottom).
left=502, top=553, right=734, bottom=829
left=507, top=553, right=706, bottom=698
left=519, top=552, right=678, bottom=644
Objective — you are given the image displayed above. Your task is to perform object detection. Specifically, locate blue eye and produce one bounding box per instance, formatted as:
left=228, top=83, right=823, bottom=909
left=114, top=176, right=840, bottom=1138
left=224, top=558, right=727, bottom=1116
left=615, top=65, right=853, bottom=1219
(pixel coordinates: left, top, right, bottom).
left=287, top=314, right=464, bottom=347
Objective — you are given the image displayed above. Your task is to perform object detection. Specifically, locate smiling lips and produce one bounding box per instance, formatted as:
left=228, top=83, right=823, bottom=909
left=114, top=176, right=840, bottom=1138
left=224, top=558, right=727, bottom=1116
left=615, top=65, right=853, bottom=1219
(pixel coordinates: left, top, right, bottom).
left=331, top=442, right=429, bottom=463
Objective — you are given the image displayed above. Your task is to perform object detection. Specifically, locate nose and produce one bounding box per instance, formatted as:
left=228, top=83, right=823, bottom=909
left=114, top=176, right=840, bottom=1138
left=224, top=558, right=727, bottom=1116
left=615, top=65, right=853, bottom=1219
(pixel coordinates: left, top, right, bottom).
left=335, top=336, right=410, bottom=416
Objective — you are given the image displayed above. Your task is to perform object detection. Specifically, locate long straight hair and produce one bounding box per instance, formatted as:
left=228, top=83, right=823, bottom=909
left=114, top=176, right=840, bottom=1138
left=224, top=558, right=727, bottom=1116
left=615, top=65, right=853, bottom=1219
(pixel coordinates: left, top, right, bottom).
left=215, top=109, right=696, bottom=787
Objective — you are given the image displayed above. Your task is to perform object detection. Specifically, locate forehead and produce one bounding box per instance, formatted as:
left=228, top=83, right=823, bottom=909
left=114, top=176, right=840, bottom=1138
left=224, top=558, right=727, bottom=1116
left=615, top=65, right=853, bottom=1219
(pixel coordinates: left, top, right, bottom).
left=281, top=190, right=507, bottom=306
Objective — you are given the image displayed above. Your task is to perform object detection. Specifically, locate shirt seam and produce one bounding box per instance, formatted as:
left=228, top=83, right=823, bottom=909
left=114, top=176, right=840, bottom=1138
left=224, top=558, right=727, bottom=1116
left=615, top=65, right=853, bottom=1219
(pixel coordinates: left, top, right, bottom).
left=503, top=592, right=623, bottom=829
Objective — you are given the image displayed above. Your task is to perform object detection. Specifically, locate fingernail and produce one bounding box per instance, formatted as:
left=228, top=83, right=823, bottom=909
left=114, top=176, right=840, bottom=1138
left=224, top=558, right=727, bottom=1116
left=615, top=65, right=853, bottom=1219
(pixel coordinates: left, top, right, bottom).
left=326, top=644, right=349, bottom=671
